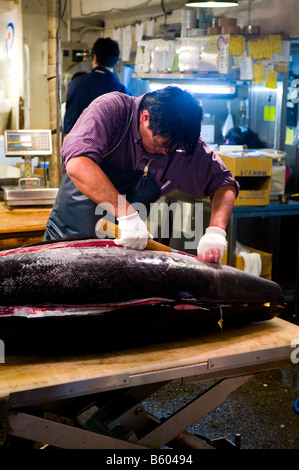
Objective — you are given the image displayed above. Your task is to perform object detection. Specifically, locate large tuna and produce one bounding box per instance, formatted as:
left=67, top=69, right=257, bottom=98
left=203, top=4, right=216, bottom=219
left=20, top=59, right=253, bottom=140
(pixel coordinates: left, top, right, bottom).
left=0, top=238, right=284, bottom=352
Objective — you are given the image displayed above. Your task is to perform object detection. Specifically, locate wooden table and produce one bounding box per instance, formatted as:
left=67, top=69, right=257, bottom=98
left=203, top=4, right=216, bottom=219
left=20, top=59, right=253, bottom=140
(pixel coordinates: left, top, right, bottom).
left=0, top=317, right=298, bottom=449
left=0, top=202, right=51, bottom=250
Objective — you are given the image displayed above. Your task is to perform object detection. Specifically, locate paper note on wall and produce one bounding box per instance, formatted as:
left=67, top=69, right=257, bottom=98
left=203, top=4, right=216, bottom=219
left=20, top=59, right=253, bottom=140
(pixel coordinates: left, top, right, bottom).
left=229, top=36, right=245, bottom=57
left=269, top=35, right=282, bottom=54
left=259, top=38, right=273, bottom=59
left=253, top=63, right=265, bottom=83
left=249, top=40, right=263, bottom=60
left=274, top=64, right=288, bottom=73
left=272, top=41, right=290, bottom=64
left=264, top=106, right=276, bottom=121
left=266, top=69, right=278, bottom=89
left=249, top=38, right=272, bottom=60
left=285, top=127, right=295, bottom=145
left=218, top=44, right=230, bottom=74
left=240, top=56, right=253, bottom=80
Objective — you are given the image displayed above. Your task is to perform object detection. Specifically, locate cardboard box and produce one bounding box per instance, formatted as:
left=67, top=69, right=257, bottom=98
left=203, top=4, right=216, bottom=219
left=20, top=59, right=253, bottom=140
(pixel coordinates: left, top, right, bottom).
left=222, top=246, right=272, bottom=280
left=233, top=183, right=271, bottom=206
left=218, top=152, right=272, bottom=206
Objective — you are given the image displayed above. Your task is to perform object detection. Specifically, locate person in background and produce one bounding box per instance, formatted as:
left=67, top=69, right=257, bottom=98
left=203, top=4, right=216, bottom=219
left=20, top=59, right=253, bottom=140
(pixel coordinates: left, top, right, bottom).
left=45, top=86, right=239, bottom=264
left=225, top=126, right=267, bottom=149
left=63, top=37, right=129, bottom=134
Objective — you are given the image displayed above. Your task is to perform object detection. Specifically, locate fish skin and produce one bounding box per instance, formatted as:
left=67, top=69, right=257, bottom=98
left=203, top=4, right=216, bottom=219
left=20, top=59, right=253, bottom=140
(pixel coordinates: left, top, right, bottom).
left=0, top=239, right=284, bottom=310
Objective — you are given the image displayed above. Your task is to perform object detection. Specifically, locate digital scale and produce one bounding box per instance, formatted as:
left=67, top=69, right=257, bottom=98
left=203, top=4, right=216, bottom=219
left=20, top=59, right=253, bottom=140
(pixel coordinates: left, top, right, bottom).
left=2, top=129, right=58, bottom=207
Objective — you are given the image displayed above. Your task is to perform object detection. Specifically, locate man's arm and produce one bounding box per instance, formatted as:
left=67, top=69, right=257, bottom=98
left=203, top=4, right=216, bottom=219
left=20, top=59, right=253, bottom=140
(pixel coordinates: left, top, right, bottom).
left=66, top=156, right=151, bottom=250
left=209, top=185, right=237, bottom=230
left=66, top=156, right=135, bottom=217
left=197, top=185, right=237, bottom=263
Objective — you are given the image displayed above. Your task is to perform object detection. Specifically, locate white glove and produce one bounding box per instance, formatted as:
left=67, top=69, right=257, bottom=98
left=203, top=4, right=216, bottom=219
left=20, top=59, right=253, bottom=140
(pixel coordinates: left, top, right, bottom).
left=197, top=226, right=227, bottom=264
left=114, top=212, right=151, bottom=250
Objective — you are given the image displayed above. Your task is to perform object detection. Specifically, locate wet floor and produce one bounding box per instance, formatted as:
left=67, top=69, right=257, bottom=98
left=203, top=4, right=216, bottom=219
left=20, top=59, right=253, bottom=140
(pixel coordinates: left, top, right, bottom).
left=143, top=363, right=298, bottom=449
left=143, top=312, right=299, bottom=450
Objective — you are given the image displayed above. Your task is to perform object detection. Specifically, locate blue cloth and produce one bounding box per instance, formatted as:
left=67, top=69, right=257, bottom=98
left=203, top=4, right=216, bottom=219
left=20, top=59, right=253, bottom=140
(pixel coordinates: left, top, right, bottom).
left=63, top=65, right=129, bottom=134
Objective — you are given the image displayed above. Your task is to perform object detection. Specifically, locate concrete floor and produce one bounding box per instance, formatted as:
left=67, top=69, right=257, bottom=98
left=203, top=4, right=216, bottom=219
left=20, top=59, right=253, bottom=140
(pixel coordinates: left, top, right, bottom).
left=143, top=363, right=298, bottom=449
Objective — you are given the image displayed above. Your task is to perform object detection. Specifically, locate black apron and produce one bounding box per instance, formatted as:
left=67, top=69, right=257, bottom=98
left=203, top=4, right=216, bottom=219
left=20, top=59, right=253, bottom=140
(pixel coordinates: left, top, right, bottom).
left=43, top=160, right=160, bottom=241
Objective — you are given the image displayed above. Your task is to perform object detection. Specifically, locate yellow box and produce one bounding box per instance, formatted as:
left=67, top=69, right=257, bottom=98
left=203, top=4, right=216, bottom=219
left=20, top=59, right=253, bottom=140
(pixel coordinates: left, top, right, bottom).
left=218, top=153, right=272, bottom=177
left=222, top=246, right=272, bottom=280
left=218, top=153, right=272, bottom=206
left=235, top=185, right=271, bottom=206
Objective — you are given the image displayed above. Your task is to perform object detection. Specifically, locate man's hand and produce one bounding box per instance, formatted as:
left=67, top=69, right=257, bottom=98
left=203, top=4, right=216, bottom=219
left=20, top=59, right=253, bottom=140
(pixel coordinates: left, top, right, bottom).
left=114, top=212, right=151, bottom=250
left=197, top=226, right=227, bottom=264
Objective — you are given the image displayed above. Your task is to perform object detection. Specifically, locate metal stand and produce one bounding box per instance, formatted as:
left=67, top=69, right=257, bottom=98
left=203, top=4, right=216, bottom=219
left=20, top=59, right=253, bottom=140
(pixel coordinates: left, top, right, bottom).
left=1, top=375, right=251, bottom=449
left=0, top=317, right=294, bottom=449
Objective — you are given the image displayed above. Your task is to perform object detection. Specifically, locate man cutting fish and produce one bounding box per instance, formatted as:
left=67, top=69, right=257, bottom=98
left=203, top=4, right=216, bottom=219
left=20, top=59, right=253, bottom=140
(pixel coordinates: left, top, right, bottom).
left=44, top=86, right=239, bottom=263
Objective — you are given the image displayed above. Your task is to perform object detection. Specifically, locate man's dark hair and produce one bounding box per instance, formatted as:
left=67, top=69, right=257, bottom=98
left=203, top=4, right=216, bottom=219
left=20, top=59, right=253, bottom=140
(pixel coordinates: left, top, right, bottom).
left=91, top=37, right=120, bottom=68
left=140, top=86, right=203, bottom=154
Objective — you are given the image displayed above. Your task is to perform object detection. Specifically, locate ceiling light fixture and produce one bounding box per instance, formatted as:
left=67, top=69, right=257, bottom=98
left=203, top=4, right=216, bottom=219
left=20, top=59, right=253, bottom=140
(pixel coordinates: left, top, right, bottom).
left=185, top=0, right=239, bottom=7
left=149, top=82, right=236, bottom=95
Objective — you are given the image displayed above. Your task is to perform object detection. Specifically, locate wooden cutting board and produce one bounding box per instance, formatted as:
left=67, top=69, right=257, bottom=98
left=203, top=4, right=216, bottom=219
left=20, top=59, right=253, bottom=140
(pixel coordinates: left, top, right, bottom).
left=0, top=317, right=297, bottom=399
left=0, top=202, right=51, bottom=250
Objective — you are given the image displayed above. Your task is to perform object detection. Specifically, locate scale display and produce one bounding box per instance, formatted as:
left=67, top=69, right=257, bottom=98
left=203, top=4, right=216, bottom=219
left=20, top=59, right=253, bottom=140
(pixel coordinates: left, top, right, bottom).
left=4, top=129, right=52, bottom=156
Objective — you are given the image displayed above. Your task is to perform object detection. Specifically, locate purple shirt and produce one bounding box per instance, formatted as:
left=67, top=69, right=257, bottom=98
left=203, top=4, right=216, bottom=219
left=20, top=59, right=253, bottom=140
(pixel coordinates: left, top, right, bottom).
left=61, top=92, right=239, bottom=200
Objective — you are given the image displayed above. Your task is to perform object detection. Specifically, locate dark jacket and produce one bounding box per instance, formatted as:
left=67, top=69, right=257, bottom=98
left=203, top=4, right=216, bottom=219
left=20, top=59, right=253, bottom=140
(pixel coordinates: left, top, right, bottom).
left=63, top=65, right=129, bottom=134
